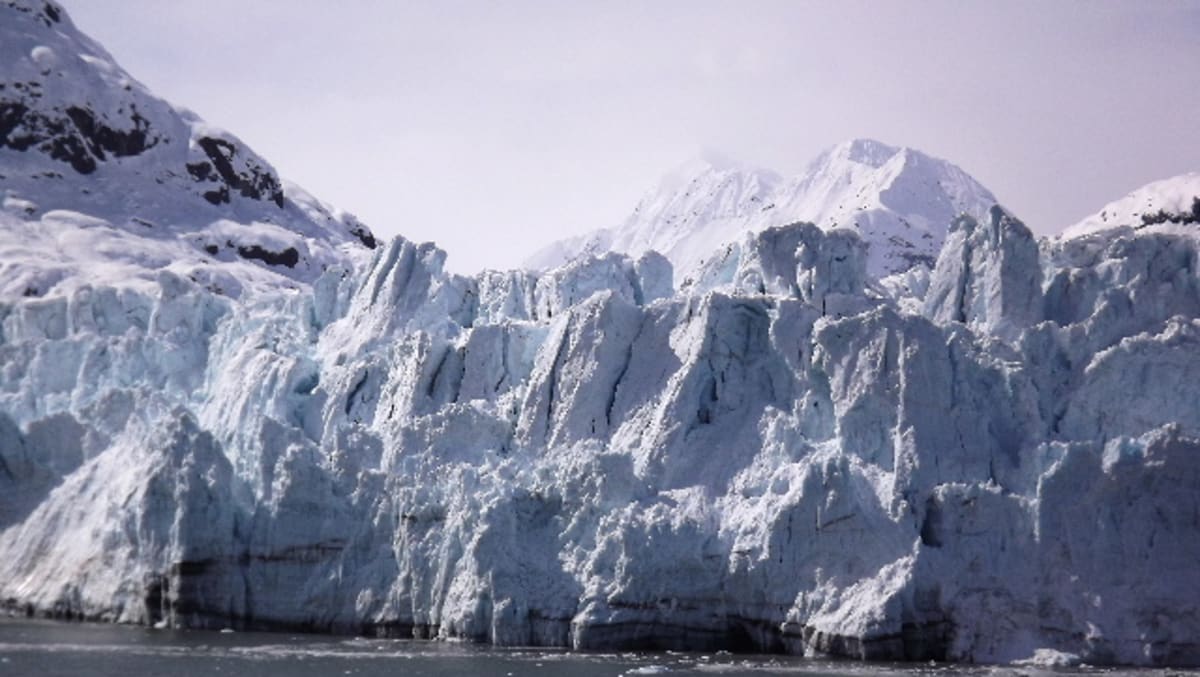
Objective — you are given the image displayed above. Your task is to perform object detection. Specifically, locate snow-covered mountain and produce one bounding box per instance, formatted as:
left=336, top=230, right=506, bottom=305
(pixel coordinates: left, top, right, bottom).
left=1062, top=172, right=1200, bottom=239
left=3, top=1, right=1200, bottom=668
left=525, top=139, right=998, bottom=281
left=0, top=0, right=377, bottom=299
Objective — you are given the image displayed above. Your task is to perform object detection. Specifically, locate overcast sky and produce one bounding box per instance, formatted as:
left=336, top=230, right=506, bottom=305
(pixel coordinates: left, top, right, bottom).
left=63, top=1, right=1200, bottom=273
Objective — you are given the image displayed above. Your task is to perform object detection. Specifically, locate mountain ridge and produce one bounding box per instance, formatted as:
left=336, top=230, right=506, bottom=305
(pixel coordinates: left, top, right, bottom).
left=0, top=0, right=376, bottom=298
left=1062, top=172, right=1200, bottom=238
left=525, top=138, right=999, bottom=280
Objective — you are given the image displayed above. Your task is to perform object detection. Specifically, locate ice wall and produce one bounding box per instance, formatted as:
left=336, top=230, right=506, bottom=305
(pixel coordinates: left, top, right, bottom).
left=3, top=214, right=1200, bottom=666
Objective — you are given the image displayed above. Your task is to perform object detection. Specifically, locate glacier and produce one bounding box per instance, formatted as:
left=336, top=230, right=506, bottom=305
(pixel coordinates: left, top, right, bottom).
left=3, top=0, right=1200, bottom=668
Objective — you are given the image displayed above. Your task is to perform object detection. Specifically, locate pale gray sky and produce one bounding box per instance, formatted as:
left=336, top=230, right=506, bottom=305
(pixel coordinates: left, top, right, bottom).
left=63, top=1, right=1200, bottom=273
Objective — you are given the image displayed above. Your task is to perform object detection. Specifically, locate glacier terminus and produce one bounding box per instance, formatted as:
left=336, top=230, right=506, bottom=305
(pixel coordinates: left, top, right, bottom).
left=2, top=0, right=1200, bottom=668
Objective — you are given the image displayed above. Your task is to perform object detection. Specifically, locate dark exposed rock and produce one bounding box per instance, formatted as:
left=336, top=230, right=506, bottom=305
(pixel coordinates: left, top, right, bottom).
left=195, top=136, right=285, bottom=208
left=65, top=105, right=156, bottom=159
left=4, top=0, right=61, bottom=26
left=1140, top=197, right=1200, bottom=228
left=202, top=186, right=229, bottom=206
left=1, top=97, right=160, bottom=174
left=899, top=251, right=936, bottom=269
left=186, top=160, right=215, bottom=181
left=236, top=244, right=299, bottom=268
left=3, top=85, right=288, bottom=215
left=0, top=101, right=28, bottom=145
left=44, top=129, right=95, bottom=173
left=347, top=218, right=377, bottom=249
left=0, top=100, right=96, bottom=173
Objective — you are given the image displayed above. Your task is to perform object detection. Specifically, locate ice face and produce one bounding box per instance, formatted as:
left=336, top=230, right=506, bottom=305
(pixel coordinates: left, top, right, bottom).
left=924, top=206, right=1043, bottom=342
left=4, top=213, right=1200, bottom=665
left=3, top=0, right=1200, bottom=667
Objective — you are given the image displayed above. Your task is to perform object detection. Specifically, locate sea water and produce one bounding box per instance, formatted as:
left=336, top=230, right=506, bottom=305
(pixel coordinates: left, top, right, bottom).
left=0, top=617, right=1184, bottom=677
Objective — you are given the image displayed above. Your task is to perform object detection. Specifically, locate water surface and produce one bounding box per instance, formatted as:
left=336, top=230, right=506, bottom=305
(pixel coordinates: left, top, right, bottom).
left=0, top=617, right=1183, bottom=677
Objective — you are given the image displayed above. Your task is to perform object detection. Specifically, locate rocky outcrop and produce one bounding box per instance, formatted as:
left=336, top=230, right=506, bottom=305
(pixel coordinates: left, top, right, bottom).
left=0, top=0, right=374, bottom=290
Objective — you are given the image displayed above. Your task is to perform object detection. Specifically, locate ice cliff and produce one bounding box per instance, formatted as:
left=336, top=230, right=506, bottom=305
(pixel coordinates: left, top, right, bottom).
left=3, top=0, right=1200, bottom=668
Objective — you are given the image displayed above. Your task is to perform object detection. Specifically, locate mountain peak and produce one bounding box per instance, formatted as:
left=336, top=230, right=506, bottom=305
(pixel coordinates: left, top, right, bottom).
left=526, top=139, right=1001, bottom=279
left=693, top=148, right=743, bottom=171
left=656, top=149, right=772, bottom=190
left=825, top=138, right=903, bottom=168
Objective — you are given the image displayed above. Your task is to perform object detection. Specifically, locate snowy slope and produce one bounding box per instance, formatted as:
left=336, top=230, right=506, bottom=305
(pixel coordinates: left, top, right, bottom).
left=0, top=0, right=377, bottom=297
left=3, top=1, right=1200, bottom=668
left=525, top=139, right=998, bottom=280
left=1061, top=172, right=1200, bottom=239
left=525, top=153, right=782, bottom=280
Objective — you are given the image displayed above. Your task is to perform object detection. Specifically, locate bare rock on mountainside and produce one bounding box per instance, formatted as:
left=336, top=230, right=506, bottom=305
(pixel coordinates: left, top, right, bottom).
left=0, top=0, right=377, bottom=297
